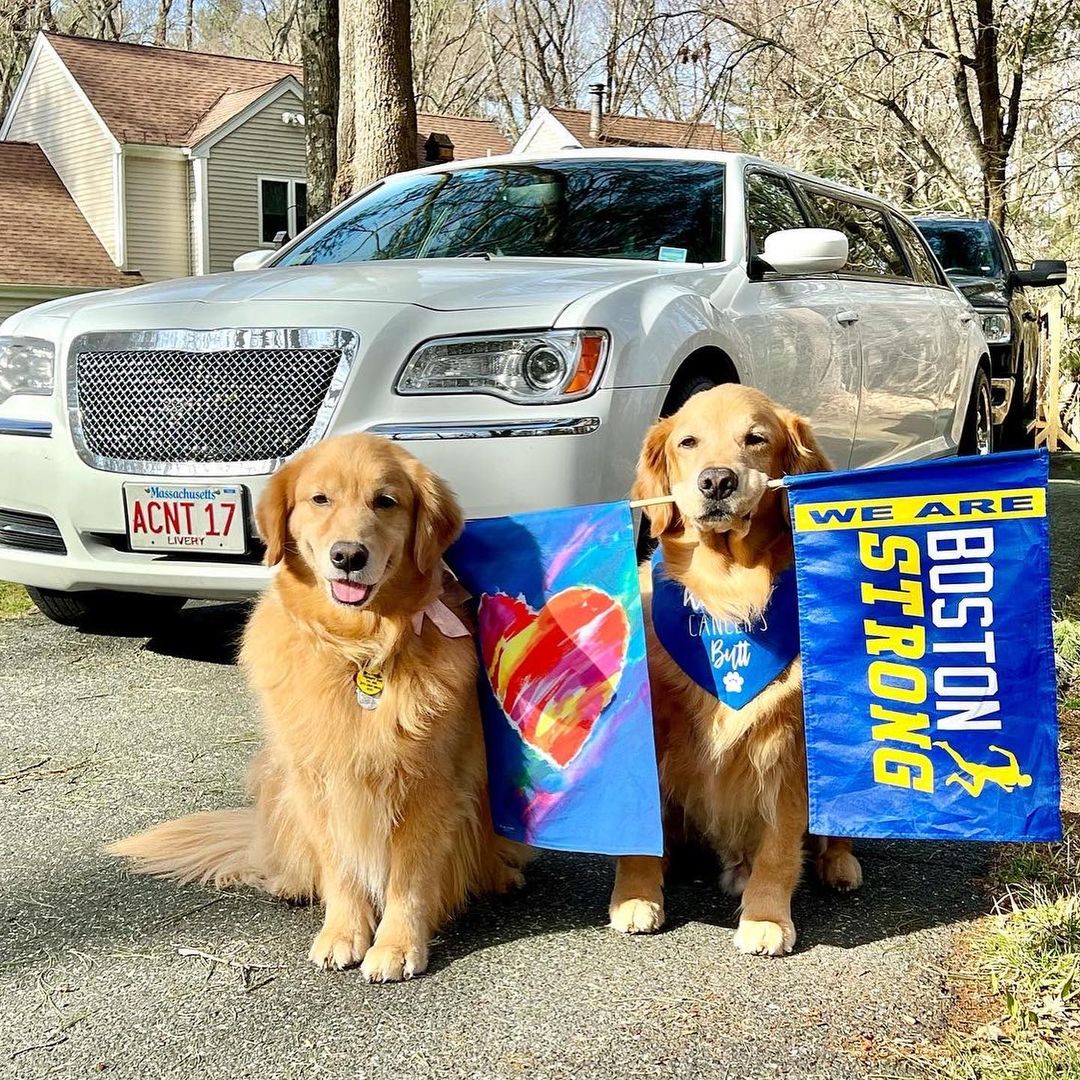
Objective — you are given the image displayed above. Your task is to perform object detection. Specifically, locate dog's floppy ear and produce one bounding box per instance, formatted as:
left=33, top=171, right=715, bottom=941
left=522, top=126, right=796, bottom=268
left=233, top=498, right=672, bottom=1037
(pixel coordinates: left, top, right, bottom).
left=408, top=458, right=464, bottom=574
left=632, top=416, right=680, bottom=538
left=780, top=409, right=831, bottom=476
left=256, top=458, right=297, bottom=566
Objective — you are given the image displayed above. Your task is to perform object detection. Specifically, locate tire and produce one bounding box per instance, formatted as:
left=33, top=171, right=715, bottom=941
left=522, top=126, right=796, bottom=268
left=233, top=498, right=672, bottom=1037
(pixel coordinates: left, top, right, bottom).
left=26, top=587, right=186, bottom=631
left=1002, top=356, right=1037, bottom=450
left=959, top=367, right=994, bottom=456
left=661, top=371, right=720, bottom=417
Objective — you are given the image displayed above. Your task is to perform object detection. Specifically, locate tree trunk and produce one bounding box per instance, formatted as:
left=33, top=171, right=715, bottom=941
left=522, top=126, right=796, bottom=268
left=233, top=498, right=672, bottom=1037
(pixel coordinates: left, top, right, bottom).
left=184, top=0, right=194, bottom=49
left=154, top=0, right=173, bottom=45
left=338, top=0, right=416, bottom=195
left=302, top=0, right=339, bottom=220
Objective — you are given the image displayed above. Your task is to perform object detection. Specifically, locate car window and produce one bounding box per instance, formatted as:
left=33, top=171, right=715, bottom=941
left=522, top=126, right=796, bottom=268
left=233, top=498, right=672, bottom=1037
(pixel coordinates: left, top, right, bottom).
left=802, top=189, right=910, bottom=279
left=745, top=171, right=808, bottom=255
left=279, top=160, right=726, bottom=266
left=891, top=214, right=942, bottom=286
left=914, top=219, right=1003, bottom=278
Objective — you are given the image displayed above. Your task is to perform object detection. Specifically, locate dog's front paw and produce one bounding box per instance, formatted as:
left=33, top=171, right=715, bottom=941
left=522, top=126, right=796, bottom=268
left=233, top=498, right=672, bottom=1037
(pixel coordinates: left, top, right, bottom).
left=733, top=917, right=796, bottom=956
left=609, top=897, right=665, bottom=935
left=308, top=927, right=370, bottom=971
left=361, top=941, right=428, bottom=983
left=817, top=847, right=863, bottom=892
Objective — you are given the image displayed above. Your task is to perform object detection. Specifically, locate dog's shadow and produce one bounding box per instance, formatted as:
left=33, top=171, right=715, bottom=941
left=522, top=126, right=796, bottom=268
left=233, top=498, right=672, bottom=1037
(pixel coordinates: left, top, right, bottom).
left=0, top=837, right=990, bottom=978
left=427, top=836, right=991, bottom=972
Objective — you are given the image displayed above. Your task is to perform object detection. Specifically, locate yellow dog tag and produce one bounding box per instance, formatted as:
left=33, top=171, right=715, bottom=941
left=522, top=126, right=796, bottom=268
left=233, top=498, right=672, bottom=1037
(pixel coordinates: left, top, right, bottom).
left=355, top=667, right=384, bottom=710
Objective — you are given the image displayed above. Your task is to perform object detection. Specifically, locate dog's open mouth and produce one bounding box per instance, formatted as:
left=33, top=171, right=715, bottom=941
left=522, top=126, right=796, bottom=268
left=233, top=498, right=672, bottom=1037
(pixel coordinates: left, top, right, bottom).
left=329, top=579, right=373, bottom=606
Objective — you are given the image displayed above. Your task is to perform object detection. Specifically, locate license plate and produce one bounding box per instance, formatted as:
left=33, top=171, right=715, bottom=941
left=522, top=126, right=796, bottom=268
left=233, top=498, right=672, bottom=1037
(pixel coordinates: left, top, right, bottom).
left=124, top=483, right=247, bottom=554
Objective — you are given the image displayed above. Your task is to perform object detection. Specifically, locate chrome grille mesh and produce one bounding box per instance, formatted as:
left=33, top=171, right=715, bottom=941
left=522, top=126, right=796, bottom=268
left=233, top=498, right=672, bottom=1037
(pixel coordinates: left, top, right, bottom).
left=68, top=330, right=358, bottom=475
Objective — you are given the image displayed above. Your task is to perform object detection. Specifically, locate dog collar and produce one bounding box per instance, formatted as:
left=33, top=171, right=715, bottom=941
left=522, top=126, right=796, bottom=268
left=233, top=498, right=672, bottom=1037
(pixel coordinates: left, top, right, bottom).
left=650, top=548, right=800, bottom=709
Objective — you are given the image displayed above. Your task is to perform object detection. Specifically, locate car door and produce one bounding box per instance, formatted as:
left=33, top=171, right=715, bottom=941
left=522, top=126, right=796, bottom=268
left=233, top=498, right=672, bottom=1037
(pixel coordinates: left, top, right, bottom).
left=797, top=185, right=946, bottom=467
left=725, top=168, right=860, bottom=468
left=889, top=210, right=969, bottom=440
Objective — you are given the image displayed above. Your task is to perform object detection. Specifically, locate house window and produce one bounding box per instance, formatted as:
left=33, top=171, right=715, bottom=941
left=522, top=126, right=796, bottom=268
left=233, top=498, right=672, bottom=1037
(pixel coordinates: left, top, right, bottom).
left=260, top=178, right=308, bottom=244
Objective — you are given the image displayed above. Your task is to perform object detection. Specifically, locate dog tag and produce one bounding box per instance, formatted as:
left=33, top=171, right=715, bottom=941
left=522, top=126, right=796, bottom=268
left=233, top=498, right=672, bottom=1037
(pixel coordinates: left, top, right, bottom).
left=355, top=667, right=384, bottom=710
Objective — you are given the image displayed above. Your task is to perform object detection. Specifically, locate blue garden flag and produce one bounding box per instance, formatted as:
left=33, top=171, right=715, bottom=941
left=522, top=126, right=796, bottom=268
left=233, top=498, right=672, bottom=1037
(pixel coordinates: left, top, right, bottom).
left=785, top=449, right=1061, bottom=842
left=447, top=502, right=663, bottom=856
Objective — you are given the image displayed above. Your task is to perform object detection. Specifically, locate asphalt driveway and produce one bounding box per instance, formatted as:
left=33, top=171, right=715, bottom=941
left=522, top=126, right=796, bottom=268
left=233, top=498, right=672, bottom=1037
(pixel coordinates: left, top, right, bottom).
left=3, top=463, right=1078, bottom=1080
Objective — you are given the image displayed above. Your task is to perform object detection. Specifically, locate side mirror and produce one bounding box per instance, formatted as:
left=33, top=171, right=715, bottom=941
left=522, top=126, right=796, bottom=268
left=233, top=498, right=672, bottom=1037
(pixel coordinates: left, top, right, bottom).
left=1011, top=259, right=1067, bottom=289
left=758, top=228, right=848, bottom=277
left=232, top=249, right=275, bottom=273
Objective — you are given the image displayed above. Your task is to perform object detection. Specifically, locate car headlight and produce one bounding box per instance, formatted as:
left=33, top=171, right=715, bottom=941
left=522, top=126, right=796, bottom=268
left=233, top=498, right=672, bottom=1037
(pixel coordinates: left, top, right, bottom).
left=397, top=330, right=609, bottom=404
left=0, top=336, right=55, bottom=407
left=978, top=311, right=1011, bottom=345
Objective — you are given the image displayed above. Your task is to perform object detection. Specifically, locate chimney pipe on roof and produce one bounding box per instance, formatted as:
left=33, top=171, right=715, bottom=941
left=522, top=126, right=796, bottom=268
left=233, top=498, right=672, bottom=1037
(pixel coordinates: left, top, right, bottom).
left=588, top=83, right=605, bottom=139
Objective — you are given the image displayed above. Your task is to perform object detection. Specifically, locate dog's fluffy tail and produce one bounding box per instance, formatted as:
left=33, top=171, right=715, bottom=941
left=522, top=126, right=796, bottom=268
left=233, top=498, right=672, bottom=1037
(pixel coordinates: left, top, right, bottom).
left=106, top=808, right=260, bottom=889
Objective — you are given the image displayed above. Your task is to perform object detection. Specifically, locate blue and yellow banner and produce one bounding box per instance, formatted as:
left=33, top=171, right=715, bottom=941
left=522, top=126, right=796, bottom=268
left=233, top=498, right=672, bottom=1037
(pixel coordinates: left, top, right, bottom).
left=785, top=450, right=1061, bottom=842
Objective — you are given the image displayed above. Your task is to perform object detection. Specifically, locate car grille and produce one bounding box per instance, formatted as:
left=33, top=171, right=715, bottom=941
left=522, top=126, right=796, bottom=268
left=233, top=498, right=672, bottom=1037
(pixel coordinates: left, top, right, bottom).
left=68, top=329, right=359, bottom=475
left=0, top=509, right=67, bottom=555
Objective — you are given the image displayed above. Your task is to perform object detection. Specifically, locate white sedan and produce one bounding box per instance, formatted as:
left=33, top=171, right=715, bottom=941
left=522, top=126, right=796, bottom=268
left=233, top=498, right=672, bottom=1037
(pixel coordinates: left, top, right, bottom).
left=0, top=148, right=989, bottom=628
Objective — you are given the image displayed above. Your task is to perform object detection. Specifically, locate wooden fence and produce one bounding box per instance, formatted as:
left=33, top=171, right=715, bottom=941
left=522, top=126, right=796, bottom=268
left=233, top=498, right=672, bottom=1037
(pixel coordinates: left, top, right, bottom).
left=1033, top=293, right=1078, bottom=452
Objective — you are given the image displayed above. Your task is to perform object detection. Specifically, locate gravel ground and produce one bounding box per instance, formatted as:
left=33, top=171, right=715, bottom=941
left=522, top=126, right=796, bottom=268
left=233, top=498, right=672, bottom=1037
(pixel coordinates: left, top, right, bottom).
left=2, top=466, right=1077, bottom=1080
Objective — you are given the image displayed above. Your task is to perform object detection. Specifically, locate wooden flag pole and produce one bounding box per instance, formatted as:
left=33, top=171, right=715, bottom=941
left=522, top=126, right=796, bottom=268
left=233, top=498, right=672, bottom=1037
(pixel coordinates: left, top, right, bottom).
left=629, top=478, right=786, bottom=510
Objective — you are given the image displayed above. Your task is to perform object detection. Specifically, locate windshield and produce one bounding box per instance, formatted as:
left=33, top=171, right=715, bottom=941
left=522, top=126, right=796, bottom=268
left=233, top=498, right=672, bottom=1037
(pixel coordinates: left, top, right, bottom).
left=279, top=160, right=726, bottom=266
left=914, top=219, right=1002, bottom=278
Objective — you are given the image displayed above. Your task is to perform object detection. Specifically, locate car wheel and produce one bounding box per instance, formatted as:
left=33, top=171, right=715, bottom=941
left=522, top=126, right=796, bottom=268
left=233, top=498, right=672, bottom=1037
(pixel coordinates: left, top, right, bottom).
left=1002, top=375, right=1036, bottom=449
left=959, top=368, right=994, bottom=456
left=26, top=587, right=186, bottom=631
left=661, top=371, right=719, bottom=417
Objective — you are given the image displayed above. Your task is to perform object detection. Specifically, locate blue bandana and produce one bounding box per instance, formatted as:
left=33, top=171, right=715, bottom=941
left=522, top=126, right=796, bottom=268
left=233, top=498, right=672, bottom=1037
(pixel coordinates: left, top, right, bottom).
left=650, top=548, right=801, bottom=709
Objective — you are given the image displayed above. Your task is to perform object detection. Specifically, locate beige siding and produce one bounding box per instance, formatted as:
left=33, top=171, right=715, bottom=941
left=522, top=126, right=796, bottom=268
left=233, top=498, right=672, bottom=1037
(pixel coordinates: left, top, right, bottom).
left=5, top=47, right=118, bottom=263
left=124, top=155, right=191, bottom=281
left=0, top=288, right=80, bottom=323
left=0, top=295, right=30, bottom=322
left=206, top=90, right=306, bottom=274
left=516, top=114, right=581, bottom=155
left=188, top=168, right=199, bottom=273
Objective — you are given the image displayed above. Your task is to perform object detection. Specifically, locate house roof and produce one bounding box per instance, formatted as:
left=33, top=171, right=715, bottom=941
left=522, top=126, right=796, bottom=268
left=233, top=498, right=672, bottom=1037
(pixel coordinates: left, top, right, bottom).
left=41, top=33, right=510, bottom=160
left=546, top=106, right=737, bottom=151
left=415, top=112, right=510, bottom=161
left=0, top=143, right=139, bottom=289
left=45, top=33, right=300, bottom=146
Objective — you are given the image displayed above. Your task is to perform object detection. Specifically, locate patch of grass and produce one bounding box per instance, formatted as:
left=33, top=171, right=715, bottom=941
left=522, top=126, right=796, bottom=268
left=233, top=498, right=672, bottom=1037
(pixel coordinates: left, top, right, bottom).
left=0, top=581, right=32, bottom=618
left=1055, top=615, right=1080, bottom=693
left=930, top=830, right=1080, bottom=1079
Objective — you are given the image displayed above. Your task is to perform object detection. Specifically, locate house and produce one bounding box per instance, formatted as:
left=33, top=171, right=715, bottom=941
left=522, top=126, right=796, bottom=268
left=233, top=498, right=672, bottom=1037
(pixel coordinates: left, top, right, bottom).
left=0, top=33, right=511, bottom=315
left=0, top=142, right=139, bottom=321
left=514, top=85, right=738, bottom=155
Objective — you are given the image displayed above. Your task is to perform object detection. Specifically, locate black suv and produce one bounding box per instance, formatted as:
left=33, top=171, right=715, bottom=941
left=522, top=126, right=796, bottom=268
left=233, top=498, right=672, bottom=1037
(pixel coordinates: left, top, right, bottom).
left=914, top=215, right=1067, bottom=446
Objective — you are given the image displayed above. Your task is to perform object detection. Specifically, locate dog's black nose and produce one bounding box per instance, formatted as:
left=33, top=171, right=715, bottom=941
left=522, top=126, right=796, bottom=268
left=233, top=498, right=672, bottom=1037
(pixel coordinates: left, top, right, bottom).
left=698, top=467, right=738, bottom=499
left=330, top=541, right=369, bottom=572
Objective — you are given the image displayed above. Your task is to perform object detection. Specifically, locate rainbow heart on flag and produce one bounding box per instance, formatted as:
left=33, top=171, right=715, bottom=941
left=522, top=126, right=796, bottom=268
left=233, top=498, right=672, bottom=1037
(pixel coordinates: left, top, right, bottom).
left=479, top=587, right=629, bottom=767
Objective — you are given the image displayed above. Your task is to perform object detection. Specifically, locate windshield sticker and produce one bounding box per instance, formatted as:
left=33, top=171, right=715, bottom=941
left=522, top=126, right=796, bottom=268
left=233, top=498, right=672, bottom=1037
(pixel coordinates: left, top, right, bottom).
left=658, top=246, right=688, bottom=263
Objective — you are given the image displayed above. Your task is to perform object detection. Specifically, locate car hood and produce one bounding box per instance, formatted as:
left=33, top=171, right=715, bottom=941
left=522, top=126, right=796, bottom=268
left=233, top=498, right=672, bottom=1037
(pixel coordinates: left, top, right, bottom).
left=948, top=273, right=1009, bottom=310
left=31, top=259, right=677, bottom=320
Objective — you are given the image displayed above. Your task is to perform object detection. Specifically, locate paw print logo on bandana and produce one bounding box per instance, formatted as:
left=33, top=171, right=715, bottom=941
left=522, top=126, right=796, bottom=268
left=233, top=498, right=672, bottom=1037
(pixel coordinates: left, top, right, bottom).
left=723, top=670, right=744, bottom=695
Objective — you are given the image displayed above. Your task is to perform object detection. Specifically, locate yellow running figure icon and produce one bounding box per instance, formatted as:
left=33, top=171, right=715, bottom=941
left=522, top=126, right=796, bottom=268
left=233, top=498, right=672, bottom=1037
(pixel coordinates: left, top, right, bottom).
left=932, top=742, right=1032, bottom=797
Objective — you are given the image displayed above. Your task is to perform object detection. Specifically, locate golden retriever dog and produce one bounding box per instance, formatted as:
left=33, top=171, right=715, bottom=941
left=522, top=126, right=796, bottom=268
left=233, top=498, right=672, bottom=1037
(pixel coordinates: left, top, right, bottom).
left=608, top=384, right=862, bottom=955
left=109, top=434, right=524, bottom=981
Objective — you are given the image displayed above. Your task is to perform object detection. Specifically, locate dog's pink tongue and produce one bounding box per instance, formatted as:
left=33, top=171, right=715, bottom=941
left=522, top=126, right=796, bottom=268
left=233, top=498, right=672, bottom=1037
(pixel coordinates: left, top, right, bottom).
left=331, top=580, right=371, bottom=605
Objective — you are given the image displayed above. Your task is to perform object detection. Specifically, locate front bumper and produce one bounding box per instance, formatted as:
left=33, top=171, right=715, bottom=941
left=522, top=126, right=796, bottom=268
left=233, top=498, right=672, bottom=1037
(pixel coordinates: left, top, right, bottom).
left=0, top=388, right=658, bottom=600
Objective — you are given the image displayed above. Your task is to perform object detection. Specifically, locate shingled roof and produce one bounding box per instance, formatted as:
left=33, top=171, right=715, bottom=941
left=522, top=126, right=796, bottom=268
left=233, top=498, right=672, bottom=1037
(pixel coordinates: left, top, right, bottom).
left=45, top=33, right=298, bottom=146
left=41, top=33, right=509, bottom=160
left=547, top=106, right=737, bottom=151
left=0, top=143, right=140, bottom=289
